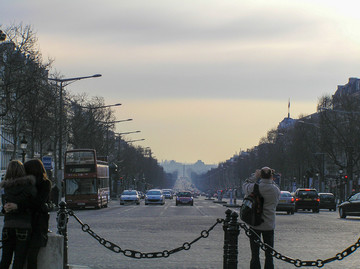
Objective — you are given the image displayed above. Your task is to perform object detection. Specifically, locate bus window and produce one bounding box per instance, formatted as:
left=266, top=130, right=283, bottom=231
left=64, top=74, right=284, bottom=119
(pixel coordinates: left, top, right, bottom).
left=66, top=151, right=95, bottom=165
left=66, top=178, right=96, bottom=195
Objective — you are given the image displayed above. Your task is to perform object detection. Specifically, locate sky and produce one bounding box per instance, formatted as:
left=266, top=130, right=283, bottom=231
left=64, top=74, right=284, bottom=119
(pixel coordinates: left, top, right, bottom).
left=2, top=0, right=360, bottom=164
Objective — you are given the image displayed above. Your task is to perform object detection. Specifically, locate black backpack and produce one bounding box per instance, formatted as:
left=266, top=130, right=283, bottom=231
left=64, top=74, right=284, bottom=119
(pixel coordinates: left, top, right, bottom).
left=240, top=183, right=264, bottom=226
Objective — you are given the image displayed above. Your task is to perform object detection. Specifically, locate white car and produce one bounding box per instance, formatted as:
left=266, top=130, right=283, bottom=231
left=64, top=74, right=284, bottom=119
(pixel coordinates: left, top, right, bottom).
left=145, top=189, right=165, bottom=205
left=120, top=190, right=140, bottom=205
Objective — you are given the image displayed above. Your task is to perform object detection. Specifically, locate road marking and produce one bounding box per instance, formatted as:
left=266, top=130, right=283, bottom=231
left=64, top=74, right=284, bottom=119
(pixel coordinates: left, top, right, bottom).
left=160, top=202, right=170, bottom=216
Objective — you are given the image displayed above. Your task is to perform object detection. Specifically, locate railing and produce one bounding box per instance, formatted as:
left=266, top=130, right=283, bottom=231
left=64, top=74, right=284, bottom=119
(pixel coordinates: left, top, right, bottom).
left=55, top=202, right=360, bottom=269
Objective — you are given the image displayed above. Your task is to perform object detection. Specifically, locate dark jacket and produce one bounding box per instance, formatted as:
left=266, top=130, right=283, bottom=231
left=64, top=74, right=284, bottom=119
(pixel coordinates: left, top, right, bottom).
left=0, top=175, right=37, bottom=229
left=28, top=177, right=52, bottom=247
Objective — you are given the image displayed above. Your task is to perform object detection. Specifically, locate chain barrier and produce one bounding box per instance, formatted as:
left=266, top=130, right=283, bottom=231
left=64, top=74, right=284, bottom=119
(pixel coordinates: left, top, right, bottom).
left=239, top=222, right=360, bottom=267
left=68, top=209, right=224, bottom=259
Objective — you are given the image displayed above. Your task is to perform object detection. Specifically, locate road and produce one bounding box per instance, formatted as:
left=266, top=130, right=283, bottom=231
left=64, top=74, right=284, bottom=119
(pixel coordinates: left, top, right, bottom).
left=4, top=196, right=360, bottom=269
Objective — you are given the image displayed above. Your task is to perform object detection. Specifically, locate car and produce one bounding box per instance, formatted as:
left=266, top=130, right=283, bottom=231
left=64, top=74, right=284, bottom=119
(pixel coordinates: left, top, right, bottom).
left=319, top=192, right=337, bottom=211
left=145, top=189, right=165, bottom=205
left=339, top=192, right=360, bottom=219
left=294, top=188, right=320, bottom=213
left=162, top=190, right=173, bottom=199
left=120, top=190, right=140, bottom=205
left=176, top=191, right=194, bottom=206
left=276, top=191, right=295, bottom=214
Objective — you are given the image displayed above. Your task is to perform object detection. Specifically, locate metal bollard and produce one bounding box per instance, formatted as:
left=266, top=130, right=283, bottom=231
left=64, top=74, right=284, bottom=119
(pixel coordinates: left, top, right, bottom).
left=226, top=211, right=240, bottom=269
left=223, top=209, right=232, bottom=269
left=57, top=201, right=69, bottom=269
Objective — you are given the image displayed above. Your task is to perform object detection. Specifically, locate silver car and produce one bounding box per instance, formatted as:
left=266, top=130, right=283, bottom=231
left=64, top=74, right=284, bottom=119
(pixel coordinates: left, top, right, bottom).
left=276, top=191, right=295, bottom=214
left=120, top=190, right=140, bottom=205
left=145, top=189, right=165, bottom=205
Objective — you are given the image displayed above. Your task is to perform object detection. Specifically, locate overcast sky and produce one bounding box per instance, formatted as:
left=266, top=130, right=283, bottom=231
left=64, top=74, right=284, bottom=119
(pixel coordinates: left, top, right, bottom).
left=2, top=0, right=360, bottom=164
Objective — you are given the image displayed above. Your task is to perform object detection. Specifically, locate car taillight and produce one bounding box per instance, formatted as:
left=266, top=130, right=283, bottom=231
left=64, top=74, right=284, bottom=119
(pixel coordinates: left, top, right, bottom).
left=316, top=198, right=320, bottom=202
left=295, top=198, right=299, bottom=201
left=291, top=197, right=294, bottom=202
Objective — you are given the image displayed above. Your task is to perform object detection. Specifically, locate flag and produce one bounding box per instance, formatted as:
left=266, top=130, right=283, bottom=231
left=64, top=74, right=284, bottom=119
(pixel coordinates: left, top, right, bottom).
left=288, top=98, right=290, bottom=118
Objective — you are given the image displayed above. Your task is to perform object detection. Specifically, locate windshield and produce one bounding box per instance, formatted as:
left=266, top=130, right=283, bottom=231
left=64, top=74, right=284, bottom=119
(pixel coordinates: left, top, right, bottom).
left=122, top=191, right=137, bottom=195
left=298, top=191, right=318, bottom=198
left=147, top=190, right=161, bottom=195
left=66, top=178, right=96, bottom=195
left=178, top=192, right=191, bottom=197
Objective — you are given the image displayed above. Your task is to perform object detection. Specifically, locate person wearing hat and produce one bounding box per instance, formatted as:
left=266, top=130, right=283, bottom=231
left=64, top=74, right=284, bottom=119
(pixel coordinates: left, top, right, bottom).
left=243, top=167, right=280, bottom=269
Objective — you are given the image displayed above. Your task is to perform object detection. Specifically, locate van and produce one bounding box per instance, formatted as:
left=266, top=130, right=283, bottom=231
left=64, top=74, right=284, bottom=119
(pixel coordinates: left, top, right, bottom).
left=294, top=188, right=320, bottom=213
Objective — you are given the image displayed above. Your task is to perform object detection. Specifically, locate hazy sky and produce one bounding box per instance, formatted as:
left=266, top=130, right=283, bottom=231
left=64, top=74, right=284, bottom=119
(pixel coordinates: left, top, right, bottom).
left=2, top=0, right=360, bottom=164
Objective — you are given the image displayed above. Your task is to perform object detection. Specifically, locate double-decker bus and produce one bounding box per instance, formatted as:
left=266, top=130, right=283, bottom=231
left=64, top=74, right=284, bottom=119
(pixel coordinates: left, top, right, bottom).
left=64, top=149, right=109, bottom=209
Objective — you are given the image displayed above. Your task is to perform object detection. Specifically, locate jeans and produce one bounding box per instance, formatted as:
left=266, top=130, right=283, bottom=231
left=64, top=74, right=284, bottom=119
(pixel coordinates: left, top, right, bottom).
left=0, top=228, right=31, bottom=269
left=249, top=229, right=274, bottom=269
left=26, top=247, right=41, bottom=269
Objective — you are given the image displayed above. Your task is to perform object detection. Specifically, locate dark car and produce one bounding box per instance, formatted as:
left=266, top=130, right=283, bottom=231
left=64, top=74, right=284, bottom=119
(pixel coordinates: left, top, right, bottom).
left=339, top=192, right=360, bottom=219
left=294, top=188, right=320, bottom=213
left=276, top=191, right=295, bottom=215
left=319, top=193, right=336, bottom=211
left=176, top=191, right=194, bottom=206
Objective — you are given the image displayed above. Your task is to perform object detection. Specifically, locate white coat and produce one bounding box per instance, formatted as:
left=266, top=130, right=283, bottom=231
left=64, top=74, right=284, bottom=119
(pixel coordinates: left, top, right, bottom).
left=243, top=177, right=280, bottom=231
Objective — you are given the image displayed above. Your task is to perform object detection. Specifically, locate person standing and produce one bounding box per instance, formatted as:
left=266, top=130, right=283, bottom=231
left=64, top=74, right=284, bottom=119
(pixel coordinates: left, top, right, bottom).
left=24, top=159, right=52, bottom=269
left=0, top=160, right=37, bottom=269
left=243, top=167, right=280, bottom=269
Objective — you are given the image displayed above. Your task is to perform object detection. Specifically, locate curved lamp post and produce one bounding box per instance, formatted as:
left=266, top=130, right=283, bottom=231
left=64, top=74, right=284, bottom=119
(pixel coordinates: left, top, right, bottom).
left=48, top=74, right=102, bottom=171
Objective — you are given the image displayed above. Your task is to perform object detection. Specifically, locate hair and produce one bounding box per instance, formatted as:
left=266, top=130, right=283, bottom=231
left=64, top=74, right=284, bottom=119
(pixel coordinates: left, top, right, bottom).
left=5, top=160, right=26, bottom=180
left=261, top=167, right=274, bottom=179
left=24, top=159, right=49, bottom=182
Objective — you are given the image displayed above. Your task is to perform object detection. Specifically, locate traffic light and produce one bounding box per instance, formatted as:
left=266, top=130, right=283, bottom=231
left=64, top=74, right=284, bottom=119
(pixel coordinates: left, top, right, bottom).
left=344, top=175, right=348, bottom=180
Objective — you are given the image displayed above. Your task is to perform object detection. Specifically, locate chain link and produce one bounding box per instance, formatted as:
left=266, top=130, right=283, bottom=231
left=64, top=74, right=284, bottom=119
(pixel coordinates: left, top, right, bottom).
left=239, top=222, right=360, bottom=267
left=68, top=210, right=224, bottom=259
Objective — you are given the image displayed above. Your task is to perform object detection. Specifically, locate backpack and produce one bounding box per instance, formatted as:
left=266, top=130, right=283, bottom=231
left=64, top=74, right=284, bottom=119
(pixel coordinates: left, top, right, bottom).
left=240, top=183, right=264, bottom=226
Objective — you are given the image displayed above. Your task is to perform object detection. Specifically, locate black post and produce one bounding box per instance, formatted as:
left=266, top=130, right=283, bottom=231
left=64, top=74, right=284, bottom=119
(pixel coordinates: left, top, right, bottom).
left=57, top=201, right=69, bottom=269
left=227, top=211, right=240, bottom=269
left=223, top=209, right=232, bottom=269
left=21, top=150, right=26, bottom=163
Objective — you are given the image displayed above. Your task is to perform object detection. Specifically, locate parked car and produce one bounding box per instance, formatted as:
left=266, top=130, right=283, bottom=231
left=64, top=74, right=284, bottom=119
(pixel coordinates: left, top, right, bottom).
left=276, top=191, right=295, bottom=214
left=145, top=189, right=165, bottom=205
left=162, top=190, right=173, bottom=199
left=294, top=188, right=320, bottom=213
left=120, top=190, right=140, bottom=205
left=319, top=193, right=337, bottom=211
left=176, top=191, right=194, bottom=206
left=339, top=192, right=360, bottom=218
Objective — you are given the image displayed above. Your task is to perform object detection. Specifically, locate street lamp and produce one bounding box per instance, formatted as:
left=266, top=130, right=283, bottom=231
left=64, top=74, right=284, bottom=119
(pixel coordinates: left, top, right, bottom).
left=100, top=120, right=134, bottom=156
left=76, top=103, right=122, bottom=110
left=48, top=74, right=102, bottom=171
left=126, top=139, right=145, bottom=143
left=100, top=119, right=133, bottom=126
left=20, top=136, right=28, bottom=163
left=115, top=131, right=141, bottom=136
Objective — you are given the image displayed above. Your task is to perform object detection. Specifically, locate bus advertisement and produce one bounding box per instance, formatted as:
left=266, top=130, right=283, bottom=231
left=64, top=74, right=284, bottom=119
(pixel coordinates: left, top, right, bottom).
left=64, top=149, right=109, bottom=209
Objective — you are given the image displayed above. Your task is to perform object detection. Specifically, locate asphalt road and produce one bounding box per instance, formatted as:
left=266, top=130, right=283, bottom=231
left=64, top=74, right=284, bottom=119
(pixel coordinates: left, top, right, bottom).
left=3, top=197, right=360, bottom=269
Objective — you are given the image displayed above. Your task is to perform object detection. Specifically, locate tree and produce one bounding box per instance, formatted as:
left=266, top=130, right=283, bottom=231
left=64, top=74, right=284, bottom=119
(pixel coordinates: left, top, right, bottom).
left=0, top=23, right=53, bottom=159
